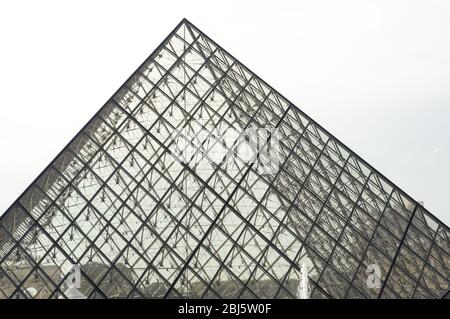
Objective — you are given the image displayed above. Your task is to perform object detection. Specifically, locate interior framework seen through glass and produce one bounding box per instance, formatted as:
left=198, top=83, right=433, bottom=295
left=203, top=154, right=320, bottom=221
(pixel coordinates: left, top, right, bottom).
left=0, top=19, right=449, bottom=299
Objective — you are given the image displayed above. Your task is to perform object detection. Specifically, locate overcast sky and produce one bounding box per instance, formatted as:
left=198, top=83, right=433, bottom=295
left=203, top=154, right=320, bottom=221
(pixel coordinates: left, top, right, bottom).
left=0, top=0, right=449, bottom=225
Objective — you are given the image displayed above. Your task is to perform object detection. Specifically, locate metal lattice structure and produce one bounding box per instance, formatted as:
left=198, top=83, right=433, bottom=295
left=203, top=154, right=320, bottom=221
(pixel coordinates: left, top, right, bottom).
left=0, top=19, right=449, bottom=299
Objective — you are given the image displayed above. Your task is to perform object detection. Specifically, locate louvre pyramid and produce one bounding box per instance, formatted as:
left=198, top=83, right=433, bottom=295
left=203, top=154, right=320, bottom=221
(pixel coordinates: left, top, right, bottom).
left=1, top=19, right=449, bottom=299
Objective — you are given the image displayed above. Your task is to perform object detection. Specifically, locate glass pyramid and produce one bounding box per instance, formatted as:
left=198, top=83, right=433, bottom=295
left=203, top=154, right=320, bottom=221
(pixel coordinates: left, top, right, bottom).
left=0, top=19, right=449, bottom=299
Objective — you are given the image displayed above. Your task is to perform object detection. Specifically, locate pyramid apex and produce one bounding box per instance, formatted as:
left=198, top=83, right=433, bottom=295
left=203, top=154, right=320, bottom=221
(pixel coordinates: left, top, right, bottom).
left=181, top=17, right=191, bottom=25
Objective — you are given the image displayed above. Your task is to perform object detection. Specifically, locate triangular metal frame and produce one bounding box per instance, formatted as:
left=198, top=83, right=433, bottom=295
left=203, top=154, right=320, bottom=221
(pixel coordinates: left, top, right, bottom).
left=0, top=19, right=449, bottom=299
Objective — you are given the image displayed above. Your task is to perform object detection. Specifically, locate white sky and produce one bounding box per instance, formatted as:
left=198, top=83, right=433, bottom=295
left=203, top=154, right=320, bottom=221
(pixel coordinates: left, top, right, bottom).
left=0, top=0, right=449, bottom=225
